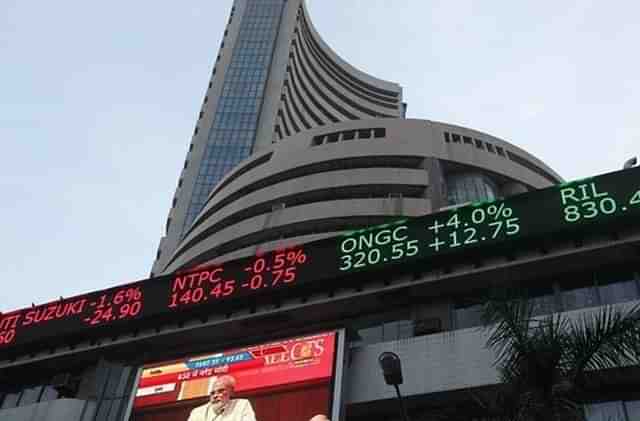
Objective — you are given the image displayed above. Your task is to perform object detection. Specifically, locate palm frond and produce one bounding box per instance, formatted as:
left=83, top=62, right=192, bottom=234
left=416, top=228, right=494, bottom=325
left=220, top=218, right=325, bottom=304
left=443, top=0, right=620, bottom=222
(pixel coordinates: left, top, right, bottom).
left=566, top=303, right=640, bottom=382
left=482, top=293, right=534, bottom=369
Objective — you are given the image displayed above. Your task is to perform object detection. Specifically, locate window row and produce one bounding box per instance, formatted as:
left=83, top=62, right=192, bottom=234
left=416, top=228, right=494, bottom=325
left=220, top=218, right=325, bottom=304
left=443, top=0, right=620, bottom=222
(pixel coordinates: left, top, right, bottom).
left=585, top=400, right=640, bottom=421
left=215, top=112, right=259, bottom=124
left=237, top=31, right=278, bottom=42
left=209, top=129, right=255, bottom=143
left=213, top=119, right=260, bottom=131
left=444, top=130, right=506, bottom=156
left=443, top=130, right=560, bottom=184
left=199, top=160, right=249, bottom=173
left=204, top=145, right=252, bottom=157
left=217, top=103, right=262, bottom=114
left=454, top=267, right=640, bottom=330
left=224, top=73, right=267, bottom=83
left=218, top=96, right=261, bottom=107
left=311, top=127, right=387, bottom=146
left=221, top=85, right=265, bottom=96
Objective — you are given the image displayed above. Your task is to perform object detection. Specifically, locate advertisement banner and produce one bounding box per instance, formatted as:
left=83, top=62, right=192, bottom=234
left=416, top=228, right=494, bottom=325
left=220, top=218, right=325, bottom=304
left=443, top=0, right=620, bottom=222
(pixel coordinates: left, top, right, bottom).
left=131, top=331, right=338, bottom=421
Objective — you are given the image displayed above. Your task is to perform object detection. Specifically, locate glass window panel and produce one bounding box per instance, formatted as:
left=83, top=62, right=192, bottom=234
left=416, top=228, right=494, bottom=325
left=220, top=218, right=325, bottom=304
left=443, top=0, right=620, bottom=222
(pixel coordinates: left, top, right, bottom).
left=598, top=269, right=638, bottom=305
left=624, top=400, right=640, bottom=419
left=563, top=285, right=598, bottom=311
left=584, top=401, right=626, bottom=421
left=18, top=385, right=43, bottom=406
left=95, top=398, right=115, bottom=421
left=40, top=386, right=59, bottom=402
left=600, top=279, right=637, bottom=305
left=560, top=272, right=598, bottom=311
left=529, top=286, right=556, bottom=316
left=357, top=326, right=383, bottom=346
left=447, top=173, right=497, bottom=206
left=382, top=321, right=400, bottom=341
left=455, top=303, right=483, bottom=329
left=397, top=320, right=415, bottom=339
left=1, top=391, right=20, bottom=409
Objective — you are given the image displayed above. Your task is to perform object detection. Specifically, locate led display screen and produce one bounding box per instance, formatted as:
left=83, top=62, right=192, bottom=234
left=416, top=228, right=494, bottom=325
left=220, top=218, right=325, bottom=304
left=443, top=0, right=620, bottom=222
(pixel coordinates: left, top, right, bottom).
left=1, top=166, right=639, bottom=354
left=335, top=170, right=640, bottom=274
left=130, top=331, right=339, bottom=421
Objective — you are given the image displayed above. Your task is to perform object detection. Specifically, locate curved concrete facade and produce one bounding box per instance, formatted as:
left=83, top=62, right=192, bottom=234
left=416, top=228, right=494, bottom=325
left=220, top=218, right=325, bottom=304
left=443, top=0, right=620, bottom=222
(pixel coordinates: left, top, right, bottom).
left=152, top=0, right=404, bottom=275
left=160, top=119, right=562, bottom=273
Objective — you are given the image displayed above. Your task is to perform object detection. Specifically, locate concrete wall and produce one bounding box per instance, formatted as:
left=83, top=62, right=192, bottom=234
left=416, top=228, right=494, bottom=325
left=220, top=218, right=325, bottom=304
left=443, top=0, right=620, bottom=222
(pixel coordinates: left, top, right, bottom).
left=346, top=300, right=639, bottom=404
left=162, top=118, right=561, bottom=273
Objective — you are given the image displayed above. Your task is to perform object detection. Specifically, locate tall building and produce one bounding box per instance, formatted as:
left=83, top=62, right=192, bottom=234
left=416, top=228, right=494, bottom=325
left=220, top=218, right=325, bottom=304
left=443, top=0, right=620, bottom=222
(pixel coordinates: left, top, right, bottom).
left=4, top=2, right=639, bottom=421
left=152, top=0, right=406, bottom=275
left=152, top=0, right=560, bottom=276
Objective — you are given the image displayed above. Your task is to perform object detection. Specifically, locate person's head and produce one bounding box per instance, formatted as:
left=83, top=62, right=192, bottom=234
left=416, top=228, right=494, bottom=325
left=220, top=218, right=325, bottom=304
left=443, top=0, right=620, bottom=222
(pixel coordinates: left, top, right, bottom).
left=209, top=375, right=236, bottom=408
left=309, top=415, right=330, bottom=421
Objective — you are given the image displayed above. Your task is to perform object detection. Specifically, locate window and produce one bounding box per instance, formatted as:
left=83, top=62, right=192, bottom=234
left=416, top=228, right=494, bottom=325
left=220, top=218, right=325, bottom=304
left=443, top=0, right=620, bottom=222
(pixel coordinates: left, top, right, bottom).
left=485, top=143, right=495, bottom=153
left=474, top=138, right=484, bottom=149
left=358, top=129, right=372, bottom=139
left=310, top=128, right=384, bottom=145
left=585, top=401, right=626, bottom=421
left=452, top=133, right=461, bottom=143
left=444, top=132, right=451, bottom=143
left=1, top=391, right=20, bottom=409
left=598, top=270, right=638, bottom=305
left=349, top=310, right=413, bottom=347
left=528, top=286, right=557, bottom=316
left=495, top=146, right=505, bottom=156
left=454, top=300, right=483, bottom=329
left=561, top=276, right=598, bottom=311
left=624, top=401, right=640, bottom=419
left=447, top=173, right=497, bottom=206
left=342, top=130, right=356, bottom=141
left=463, top=136, right=473, bottom=144
left=18, top=386, right=43, bottom=406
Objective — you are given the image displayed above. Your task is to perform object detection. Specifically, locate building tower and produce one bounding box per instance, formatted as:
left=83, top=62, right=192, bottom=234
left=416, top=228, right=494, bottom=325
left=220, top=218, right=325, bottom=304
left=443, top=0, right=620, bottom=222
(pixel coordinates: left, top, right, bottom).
left=152, top=0, right=405, bottom=274
left=152, top=0, right=561, bottom=275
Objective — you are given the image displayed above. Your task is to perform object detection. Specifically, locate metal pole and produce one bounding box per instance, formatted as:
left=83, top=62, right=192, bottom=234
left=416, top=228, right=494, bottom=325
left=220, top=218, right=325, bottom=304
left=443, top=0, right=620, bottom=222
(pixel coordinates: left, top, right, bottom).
left=393, top=383, right=410, bottom=421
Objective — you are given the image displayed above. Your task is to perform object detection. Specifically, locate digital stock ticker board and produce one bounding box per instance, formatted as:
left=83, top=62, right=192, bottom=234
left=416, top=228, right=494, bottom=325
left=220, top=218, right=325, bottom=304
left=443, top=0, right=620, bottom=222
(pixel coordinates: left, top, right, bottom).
left=1, top=166, right=639, bottom=354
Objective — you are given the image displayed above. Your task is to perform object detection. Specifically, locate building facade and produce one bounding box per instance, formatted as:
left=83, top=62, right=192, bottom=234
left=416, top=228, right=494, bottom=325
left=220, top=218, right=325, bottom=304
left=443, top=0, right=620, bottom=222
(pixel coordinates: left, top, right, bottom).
left=152, top=0, right=560, bottom=276
left=152, top=0, right=406, bottom=275
left=2, top=2, right=639, bottom=421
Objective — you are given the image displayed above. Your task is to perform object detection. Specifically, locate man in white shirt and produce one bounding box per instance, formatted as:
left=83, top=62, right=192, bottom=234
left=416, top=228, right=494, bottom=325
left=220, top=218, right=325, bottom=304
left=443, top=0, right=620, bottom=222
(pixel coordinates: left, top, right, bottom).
left=187, top=375, right=257, bottom=421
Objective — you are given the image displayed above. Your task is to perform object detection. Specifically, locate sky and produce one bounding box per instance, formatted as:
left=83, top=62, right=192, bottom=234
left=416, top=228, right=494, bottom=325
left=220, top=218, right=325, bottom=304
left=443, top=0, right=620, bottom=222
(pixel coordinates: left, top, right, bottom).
left=1, top=0, right=639, bottom=312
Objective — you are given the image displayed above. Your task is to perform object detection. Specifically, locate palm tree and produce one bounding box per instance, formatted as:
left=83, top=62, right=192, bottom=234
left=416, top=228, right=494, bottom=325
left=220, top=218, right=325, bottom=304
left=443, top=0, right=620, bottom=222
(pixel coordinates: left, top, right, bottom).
left=480, top=293, right=640, bottom=421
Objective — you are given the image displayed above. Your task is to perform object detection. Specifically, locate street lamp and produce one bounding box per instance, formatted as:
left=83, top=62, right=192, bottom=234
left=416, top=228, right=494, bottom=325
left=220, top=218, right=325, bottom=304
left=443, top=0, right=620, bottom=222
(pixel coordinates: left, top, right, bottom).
left=378, top=351, right=411, bottom=421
